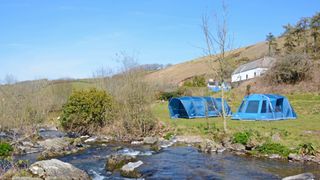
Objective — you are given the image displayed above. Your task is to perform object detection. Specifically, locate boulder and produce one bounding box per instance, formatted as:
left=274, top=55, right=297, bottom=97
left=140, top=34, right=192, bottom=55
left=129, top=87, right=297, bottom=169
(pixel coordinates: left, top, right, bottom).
left=143, top=137, right=158, bottom=145
left=198, top=139, right=223, bottom=153
left=175, top=136, right=203, bottom=144
left=106, top=154, right=137, bottom=171
left=29, top=159, right=90, bottom=180
left=131, top=141, right=144, bottom=145
left=230, top=143, right=246, bottom=151
left=84, top=135, right=112, bottom=144
left=37, top=138, right=69, bottom=151
left=282, top=173, right=315, bottom=180
left=269, top=154, right=282, bottom=159
left=84, top=136, right=97, bottom=143
left=288, top=153, right=303, bottom=161
left=120, top=161, right=143, bottom=178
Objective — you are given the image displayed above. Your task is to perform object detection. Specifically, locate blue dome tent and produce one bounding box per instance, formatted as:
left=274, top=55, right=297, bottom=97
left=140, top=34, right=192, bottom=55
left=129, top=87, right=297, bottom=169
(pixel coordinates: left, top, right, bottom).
left=168, top=96, right=232, bottom=119
left=232, top=94, right=297, bottom=120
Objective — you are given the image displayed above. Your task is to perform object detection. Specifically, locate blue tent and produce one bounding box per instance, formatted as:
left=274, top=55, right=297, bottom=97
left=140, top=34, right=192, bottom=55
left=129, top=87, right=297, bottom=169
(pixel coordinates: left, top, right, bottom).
left=232, top=94, right=297, bottom=121
left=168, top=96, right=232, bottom=119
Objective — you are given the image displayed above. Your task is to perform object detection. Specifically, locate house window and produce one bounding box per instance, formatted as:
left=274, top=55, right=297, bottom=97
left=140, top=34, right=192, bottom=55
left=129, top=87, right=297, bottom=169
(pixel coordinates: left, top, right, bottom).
left=246, top=74, right=248, bottom=79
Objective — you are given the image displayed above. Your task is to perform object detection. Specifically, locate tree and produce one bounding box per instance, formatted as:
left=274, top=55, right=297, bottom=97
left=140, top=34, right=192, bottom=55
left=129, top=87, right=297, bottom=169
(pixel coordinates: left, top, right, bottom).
left=202, top=1, right=232, bottom=132
left=310, top=12, right=320, bottom=53
left=294, top=17, right=310, bottom=54
left=266, top=32, right=277, bottom=56
left=283, top=24, right=296, bottom=54
left=4, top=74, right=17, bottom=85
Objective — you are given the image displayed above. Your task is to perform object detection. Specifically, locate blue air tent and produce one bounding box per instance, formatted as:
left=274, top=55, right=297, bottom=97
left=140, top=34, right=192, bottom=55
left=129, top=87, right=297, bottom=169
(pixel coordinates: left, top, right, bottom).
left=232, top=94, right=297, bottom=120
left=168, top=96, right=232, bottom=119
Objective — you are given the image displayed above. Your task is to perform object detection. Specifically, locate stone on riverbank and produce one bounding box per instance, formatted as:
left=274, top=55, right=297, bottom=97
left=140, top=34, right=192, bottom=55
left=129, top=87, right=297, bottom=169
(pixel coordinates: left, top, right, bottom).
left=282, top=172, right=315, bottom=180
left=175, top=135, right=203, bottom=144
left=230, top=143, right=246, bottom=152
left=143, top=137, right=158, bottom=145
left=106, top=154, right=137, bottom=171
left=120, top=161, right=143, bottom=178
left=29, top=159, right=90, bottom=180
left=198, top=139, right=223, bottom=153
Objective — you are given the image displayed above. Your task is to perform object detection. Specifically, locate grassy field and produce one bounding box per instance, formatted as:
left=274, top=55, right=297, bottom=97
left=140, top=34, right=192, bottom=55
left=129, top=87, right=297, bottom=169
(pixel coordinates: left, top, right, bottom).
left=152, top=92, right=320, bottom=148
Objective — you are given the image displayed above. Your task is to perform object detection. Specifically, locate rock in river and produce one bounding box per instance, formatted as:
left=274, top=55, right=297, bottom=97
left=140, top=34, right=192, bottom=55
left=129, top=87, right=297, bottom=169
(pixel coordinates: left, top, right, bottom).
left=29, top=159, right=90, bottom=180
left=282, top=172, right=315, bottom=180
left=106, top=154, right=137, bottom=171
left=120, top=161, right=143, bottom=178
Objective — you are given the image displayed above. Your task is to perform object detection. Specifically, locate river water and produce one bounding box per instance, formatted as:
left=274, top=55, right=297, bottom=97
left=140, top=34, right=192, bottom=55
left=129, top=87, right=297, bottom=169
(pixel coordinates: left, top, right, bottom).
left=20, top=143, right=317, bottom=180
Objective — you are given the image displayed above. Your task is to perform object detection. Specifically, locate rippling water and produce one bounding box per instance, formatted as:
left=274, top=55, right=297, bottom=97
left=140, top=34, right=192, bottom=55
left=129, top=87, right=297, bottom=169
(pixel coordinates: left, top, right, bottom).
left=51, top=144, right=320, bottom=180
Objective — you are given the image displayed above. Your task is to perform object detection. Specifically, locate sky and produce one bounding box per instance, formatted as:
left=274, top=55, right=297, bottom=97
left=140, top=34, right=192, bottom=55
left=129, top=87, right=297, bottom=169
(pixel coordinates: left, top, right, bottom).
left=0, top=0, right=319, bottom=81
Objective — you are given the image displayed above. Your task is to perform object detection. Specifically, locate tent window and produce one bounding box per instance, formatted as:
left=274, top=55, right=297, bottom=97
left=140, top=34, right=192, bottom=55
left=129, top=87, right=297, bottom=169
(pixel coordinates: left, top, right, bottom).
left=275, top=98, right=283, bottom=112
left=245, top=100, right=260, bottom=113
left=238, top=101, right=245, bottom=112
left=261, top=100, right=267, bottom=113
left=246, top=74, right=248, bottom=79
left=205, top=99, right=216, bottom=111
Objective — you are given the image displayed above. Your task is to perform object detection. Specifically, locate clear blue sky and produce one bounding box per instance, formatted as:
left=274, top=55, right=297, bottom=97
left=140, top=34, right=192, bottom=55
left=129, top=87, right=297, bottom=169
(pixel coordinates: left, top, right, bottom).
left=0, top=0, right=319, bottom=81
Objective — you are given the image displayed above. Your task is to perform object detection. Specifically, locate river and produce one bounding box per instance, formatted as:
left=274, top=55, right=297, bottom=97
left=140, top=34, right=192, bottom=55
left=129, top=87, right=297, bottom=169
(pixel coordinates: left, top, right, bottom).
left=19, top=143, right=320, bottom=179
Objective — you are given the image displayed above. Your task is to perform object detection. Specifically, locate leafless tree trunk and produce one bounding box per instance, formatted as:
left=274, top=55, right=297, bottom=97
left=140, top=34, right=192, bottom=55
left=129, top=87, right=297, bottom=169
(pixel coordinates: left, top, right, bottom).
left=202, top=1, right=233, bottom=133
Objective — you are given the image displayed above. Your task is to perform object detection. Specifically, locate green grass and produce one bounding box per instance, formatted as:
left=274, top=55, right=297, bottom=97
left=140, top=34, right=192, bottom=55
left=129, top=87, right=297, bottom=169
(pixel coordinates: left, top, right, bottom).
left=152, top=92, right=320, bottom=148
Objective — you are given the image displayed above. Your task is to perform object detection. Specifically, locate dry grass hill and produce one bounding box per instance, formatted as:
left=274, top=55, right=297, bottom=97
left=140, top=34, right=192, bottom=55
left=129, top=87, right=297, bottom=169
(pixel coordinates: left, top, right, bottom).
left=145, top=37, right=286, bottom=86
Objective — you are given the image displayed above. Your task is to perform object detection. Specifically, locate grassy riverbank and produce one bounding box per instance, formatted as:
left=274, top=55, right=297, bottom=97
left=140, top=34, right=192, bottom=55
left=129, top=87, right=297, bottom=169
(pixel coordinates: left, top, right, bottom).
left=152, top=92, right=320, bottom=148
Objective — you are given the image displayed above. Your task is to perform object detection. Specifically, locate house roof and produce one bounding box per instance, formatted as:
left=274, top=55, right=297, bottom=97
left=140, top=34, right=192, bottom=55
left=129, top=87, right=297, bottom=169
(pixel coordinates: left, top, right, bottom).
left=232, top=56, right=276, bottom=75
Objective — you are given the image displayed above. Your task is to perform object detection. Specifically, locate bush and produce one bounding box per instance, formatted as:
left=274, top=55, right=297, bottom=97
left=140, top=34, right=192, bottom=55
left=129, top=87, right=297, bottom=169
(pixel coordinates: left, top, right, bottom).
left=267, top=54, right=312, bottom=84
left=0, top=142, right=13, bottom=157
left=60, top=88, right=114, bottom=134
left=232, top=131, right=251, bottom=145
left=256, top=142, right=292, bottom=157
left=163, top=132, right=174, bottom=140
left=298, top=143, right=316, bottom=156
left=183, top=75, right=206, bottom=87
left=158, top=88, right=185, bottom=101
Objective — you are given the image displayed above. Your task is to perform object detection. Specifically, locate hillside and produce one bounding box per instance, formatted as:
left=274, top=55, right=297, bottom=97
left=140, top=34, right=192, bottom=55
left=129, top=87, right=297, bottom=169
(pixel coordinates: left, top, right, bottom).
left=145, top=38, right=286, bottom=86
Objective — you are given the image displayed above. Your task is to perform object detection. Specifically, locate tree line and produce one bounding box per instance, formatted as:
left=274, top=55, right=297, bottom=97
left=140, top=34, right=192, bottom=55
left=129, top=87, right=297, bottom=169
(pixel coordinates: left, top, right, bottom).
left=266, top=12, right=320, bottom=57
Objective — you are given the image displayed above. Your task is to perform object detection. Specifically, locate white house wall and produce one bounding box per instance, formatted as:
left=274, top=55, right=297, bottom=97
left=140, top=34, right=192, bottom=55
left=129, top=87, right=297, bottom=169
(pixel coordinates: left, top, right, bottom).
left=231, top=68, right=268, bottom=82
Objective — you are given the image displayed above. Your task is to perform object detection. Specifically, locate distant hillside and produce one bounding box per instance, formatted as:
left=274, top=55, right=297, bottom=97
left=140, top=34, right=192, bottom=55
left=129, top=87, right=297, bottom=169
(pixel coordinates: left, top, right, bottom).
left=145, top=38, right=286, bottom=86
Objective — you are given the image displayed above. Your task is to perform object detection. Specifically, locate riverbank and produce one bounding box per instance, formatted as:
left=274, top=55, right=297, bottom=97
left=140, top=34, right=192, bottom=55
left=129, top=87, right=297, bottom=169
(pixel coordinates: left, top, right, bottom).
left=1, top=126, right=319, bottom=179
left=152, top=92, right=320, bottom=157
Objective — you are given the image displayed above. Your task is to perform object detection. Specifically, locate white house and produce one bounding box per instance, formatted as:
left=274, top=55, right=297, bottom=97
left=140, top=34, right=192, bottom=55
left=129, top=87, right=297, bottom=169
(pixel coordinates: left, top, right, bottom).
left=231, top=56, right=276, bottom=83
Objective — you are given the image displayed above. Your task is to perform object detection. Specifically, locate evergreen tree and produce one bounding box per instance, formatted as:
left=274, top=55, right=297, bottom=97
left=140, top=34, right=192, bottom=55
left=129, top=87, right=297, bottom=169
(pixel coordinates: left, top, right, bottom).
left=310, top=12, right=320, bottom=53
left=283, top=24, right=296, bottom=53
left=294, top=17, right=310, bottom=53
left=266, top=32, right=277, bottom=56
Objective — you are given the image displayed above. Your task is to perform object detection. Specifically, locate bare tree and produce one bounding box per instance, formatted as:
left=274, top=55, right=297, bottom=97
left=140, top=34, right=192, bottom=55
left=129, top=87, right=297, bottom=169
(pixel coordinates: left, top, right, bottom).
left=202, top=1, right=233, bottom=133
left=4, top=74, right=17, bottom=85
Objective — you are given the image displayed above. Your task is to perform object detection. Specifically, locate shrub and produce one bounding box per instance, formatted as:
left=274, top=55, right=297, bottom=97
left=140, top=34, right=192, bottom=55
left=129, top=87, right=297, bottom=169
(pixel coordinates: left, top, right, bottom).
left=183, top=75, right=206, bottom=87
left=232, top=131, right=251, bottom=145
left=267, top=54, right=312, bottom=84
left=298, top=143, right=316, bottom=156
left=256, top=142, right=292, bottom=157
left=158, top=88, right=185, bottom=101
left=0, top=142, right=13, bottom=157
left=163, top=132, right=174, bottom=140
left=60, top=88, right=114, bottom=134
